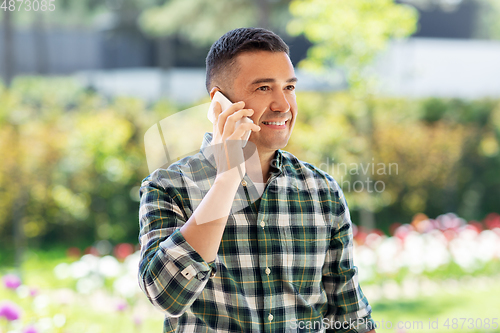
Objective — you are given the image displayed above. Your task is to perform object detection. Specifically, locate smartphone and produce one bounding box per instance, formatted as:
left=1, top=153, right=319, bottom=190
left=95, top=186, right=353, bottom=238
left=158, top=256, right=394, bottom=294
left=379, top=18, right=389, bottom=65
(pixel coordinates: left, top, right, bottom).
left=208, top=91, right=253, bottom=147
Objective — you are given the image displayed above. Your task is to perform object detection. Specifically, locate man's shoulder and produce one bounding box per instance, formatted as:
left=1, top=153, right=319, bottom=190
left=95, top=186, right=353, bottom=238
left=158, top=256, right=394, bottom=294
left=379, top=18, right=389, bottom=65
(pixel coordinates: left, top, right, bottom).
left=280, top=150, right=337, bottom=186
left=280, top=150, right=348, bottom=215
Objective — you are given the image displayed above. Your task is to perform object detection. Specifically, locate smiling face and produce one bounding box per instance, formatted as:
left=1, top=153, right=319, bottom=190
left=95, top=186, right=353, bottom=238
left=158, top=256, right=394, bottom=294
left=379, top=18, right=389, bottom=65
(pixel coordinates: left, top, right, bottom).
left=225, top=51, right=298, bottom=156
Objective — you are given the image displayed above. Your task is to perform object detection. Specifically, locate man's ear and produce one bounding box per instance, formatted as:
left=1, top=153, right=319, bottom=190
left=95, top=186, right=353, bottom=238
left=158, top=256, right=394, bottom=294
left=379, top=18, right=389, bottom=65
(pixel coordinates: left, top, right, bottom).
left=209, top=86, right=222, bottom=100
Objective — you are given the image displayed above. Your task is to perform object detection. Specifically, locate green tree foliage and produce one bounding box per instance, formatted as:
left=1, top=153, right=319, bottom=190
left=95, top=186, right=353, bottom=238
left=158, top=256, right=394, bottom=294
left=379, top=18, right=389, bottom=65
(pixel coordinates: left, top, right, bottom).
left=475, top=0, right=500, bottom=40
left=0, top=78, right=498, bottom=255
left=286, top=0, right=418, bottom=229
left=287, top=0, right=418, bottom=91
left=0, top=78, right=175, bottom=258
left=138, top=0, right=292, bottom=45
left=288, top=92, right=500, bottom=231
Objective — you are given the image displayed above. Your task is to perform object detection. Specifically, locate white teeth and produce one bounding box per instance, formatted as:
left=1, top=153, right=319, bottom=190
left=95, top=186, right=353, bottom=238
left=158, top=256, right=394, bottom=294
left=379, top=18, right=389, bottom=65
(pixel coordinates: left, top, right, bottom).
left=263, top=121, right=286, bottom=125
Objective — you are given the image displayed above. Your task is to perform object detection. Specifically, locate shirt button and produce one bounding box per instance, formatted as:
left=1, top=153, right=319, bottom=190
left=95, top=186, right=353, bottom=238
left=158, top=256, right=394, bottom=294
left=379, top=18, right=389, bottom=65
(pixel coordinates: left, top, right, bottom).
left=268, top=313, right=273, bottom=322
left=241, top=180, right=247, bottom=186
left=265, top=267, right=271, bottom=275
left=260, top=221, right=265, bottom=228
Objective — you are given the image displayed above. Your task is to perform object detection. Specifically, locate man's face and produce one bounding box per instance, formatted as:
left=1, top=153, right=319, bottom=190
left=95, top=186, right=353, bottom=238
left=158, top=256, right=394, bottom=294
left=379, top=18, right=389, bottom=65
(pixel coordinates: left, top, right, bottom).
left=226, top=51, right=298, bottom=155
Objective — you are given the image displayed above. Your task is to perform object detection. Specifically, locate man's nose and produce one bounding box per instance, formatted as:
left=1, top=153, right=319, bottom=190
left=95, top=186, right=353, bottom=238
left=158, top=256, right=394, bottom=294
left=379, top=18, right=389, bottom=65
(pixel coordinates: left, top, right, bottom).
left=269, top=90, right=291, bottom=113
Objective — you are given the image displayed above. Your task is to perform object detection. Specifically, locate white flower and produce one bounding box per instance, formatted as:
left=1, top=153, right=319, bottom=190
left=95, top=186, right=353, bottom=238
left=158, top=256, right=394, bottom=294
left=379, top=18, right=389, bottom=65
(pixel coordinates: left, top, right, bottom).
left=98, top=255, right=122, bottom=278
left=33, top=294, right=51, bottom=311
left=476, top=230, right=500, bottom=262
left=113, top=275, right=140, bottom=298
left=76, top=276, right=104, bottom=294
left=376, top=237, right=402, bottom=273
left=53, top=314, right=66, bottom=328
left=70, top=260, right=91, bottom=279
left=54, top=263, right=71, bottom=280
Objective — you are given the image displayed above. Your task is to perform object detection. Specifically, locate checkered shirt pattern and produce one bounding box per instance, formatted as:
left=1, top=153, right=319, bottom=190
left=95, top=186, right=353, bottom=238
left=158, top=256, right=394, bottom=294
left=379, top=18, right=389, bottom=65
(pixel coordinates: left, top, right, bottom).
left=138, top=133, right=374, bottom=333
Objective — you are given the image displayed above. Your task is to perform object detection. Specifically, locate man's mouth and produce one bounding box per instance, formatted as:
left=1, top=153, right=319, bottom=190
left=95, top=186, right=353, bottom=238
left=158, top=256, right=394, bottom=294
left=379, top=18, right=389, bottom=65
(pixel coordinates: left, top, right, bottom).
left=262, top=120, right=287, bottom=126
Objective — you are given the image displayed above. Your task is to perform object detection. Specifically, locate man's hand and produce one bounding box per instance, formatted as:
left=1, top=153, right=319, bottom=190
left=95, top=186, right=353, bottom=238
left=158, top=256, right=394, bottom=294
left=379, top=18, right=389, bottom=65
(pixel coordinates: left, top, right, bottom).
left=211, top=100, right=260, bottom=180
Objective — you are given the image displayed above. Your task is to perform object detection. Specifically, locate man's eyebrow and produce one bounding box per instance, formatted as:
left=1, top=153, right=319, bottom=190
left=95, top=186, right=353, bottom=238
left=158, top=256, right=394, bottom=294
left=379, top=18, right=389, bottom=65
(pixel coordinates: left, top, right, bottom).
left=250, top=77, right=298, bottom=85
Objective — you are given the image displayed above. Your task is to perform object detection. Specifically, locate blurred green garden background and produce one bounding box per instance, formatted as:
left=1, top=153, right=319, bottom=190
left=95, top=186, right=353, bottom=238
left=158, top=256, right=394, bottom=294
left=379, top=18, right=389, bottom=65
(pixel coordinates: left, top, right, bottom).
left=1, top=0, right=500, bottom=332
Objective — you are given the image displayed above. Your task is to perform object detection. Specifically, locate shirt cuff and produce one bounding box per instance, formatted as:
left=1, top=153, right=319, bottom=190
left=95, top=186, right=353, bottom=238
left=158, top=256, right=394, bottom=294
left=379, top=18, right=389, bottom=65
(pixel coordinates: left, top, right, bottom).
left=161, top=228, right=217, bottom=281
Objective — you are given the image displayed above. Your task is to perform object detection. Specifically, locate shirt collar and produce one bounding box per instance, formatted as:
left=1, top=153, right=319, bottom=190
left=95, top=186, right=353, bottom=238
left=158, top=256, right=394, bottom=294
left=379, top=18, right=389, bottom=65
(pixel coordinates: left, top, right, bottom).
left=200, top=132, right=284, bottom=175
left=271, top=149, right=284, bottom=176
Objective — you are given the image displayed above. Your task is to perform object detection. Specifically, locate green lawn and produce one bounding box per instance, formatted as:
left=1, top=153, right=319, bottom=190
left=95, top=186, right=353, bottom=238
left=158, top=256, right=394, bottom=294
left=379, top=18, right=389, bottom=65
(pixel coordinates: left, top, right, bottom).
left=371, top=278, right=500, bottom=333
left=1, top=249, right=164, bottom=333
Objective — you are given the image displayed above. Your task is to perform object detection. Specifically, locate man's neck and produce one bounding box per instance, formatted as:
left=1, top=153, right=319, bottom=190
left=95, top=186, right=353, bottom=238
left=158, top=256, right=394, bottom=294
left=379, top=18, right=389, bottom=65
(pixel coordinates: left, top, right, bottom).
left=245, top=148, right=276, bottom=184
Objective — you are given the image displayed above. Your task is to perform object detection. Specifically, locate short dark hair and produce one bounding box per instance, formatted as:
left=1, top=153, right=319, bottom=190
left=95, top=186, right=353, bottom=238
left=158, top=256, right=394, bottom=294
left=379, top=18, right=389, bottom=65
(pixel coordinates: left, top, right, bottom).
left=205, top=27, right=290, bottom=93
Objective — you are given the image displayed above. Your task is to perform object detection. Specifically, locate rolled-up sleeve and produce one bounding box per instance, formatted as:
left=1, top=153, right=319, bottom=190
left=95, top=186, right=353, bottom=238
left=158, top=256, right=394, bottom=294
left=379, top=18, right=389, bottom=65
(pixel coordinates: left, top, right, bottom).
left=322, top=185, right=375, bottom=333
left=138, top=177, right=216, bottom=317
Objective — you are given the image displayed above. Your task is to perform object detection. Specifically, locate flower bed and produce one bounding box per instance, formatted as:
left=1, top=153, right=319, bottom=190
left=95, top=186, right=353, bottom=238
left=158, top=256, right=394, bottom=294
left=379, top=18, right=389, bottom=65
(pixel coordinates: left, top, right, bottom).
left=1, top=213, right=499, bottom=332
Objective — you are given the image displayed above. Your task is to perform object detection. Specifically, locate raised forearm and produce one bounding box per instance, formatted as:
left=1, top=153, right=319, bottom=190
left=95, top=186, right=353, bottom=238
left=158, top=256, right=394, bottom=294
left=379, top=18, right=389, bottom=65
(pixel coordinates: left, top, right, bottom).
left=180, top=173, right=241, bottom=262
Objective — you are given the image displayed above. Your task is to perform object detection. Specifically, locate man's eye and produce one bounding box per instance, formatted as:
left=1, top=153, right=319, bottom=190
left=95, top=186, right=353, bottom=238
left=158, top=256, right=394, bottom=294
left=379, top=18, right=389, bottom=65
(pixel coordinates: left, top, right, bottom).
left=257, top=86, right=270, bottom=91
left=286, top=85, right=296, bottom=91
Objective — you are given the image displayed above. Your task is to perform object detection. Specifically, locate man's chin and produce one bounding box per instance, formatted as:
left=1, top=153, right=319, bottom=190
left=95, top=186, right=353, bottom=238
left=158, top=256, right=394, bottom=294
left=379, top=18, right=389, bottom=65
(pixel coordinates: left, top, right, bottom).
left=258, top=141, right=289, bottom=152
left=248, top=133, right=291, bottom=152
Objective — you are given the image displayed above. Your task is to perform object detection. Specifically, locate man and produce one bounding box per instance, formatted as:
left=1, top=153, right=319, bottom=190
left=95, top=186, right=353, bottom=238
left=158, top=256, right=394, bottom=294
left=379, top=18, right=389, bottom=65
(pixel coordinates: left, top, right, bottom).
left=138, top=28, right=376, bottom=333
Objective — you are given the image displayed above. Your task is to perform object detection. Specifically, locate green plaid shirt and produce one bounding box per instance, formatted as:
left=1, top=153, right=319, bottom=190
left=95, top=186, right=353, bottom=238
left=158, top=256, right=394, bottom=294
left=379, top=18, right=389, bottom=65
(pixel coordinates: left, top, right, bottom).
left=138, top=133, right=374, bottom=333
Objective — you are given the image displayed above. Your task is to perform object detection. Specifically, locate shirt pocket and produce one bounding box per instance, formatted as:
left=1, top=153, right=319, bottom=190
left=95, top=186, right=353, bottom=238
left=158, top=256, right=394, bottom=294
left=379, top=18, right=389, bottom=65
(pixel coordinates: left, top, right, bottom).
left=281, top=212, right=330, bottom=293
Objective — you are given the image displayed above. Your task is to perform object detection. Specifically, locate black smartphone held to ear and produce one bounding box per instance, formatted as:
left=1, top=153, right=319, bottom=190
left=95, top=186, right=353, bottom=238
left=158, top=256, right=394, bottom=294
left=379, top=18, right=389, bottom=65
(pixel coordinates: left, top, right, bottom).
left=208, top=91, right=253, bottom=147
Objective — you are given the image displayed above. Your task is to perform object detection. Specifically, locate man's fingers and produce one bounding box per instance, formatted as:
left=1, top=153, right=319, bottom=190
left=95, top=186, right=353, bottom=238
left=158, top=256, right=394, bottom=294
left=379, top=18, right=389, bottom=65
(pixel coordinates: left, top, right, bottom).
left=221, top=108, right=254, bottom=138
left=217, top=101, right=245, bottom=135
left=225, top=108, right=254, bottom=125
left=228, top=123, right=260, bottom=141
